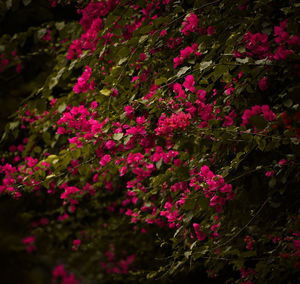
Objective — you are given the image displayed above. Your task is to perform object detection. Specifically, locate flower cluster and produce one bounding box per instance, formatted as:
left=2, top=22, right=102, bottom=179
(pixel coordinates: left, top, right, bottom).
left=181, top=13, right=199, bottom=35
left=235, top=20, right=300, bottom=61
left=235, top=31, right=271, bottom=59
left=100, top=247, right=135, bottom=274
left=73, top=66, right=95, bottom=94
left=155, top=111, right=191, bottom=137
left=190, top=165, right=235, bottom=214
left=173, top=44, right=202, bottom=68
left=244, top=235, right=255, bottom=250
left=52, top=264, right=80, bottom=284
left=0, top=53, right=9, bottom=73
left=66, top=0, right=118, bottom=60
left=241, top=105, right=276, bottom=126
left=22, top=236, right=36, bottom=254
left=1, top=0, right=299, bottom=282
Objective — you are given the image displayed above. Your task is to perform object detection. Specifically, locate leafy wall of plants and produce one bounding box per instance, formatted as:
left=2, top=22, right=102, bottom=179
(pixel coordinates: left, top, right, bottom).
left=0, top=0, right=300, bottom=283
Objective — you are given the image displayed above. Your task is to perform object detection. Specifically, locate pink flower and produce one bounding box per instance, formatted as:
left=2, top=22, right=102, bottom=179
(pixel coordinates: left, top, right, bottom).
left=52, top=264, right=67, bottom=279
left=139, top=53, right=146, bottom=61
left=100, top=155, right=111, bottom=167
left=136, top=116, right=145, bottom=124
left=238, top=1, right=248, bottom=10
left=288, top=35, right=300, bottom=45
left=252, top=105, right=261, bottom=115
left=273, top=45, right=294, bottom=60
left=278, top=159, right=287, bottom=166
left=181, top=13, right=199, bottom=35
left=22, top=236, right=35, bottom=245
left=183, top=75, right=195, bottom=93
left=155, top=112, right=191, bottom=136
left=91, top=101, right=98, bottom=109
left=173, top=159, right=181, bottom=167
left=16, top=63, right=22, bottom=73
left=26, top=157, right=38, bottom=168
left=58, top=213, right=69, bottom=221
left=42, top=29, right=52, bottom=42
left=265, top=170, right=274, bottom=177
left=193, top=223, right=205, bottom=241
left=159, top=30, right=167, bottom=37
left=17, top=144, right=25, bottom=152
left=1, top=57, right=8, bottom=67
left=191, top=43, right=198, bottom=51
left=105, top=140, right=115, bottom=150
left=173, top=83, right=185, bottom=97
left=73, top=66, right=93, bottom=94
left=293, top=240, right=300, bottom=250
left=207, top=26, right=215, bottom=35
left=72, top=239, right=81, bottom=250
left=40, top=217, right=49, bottom=226
left=210, top=223, right=220, bottom=232
left=131, top=76, right=139, bottom=82
left=244, top=235, right=255, bottom=250
left=60, top=186, right=80, bottom=199
left=261, top=105, right=276, bottom=121
left=180, top=46, right=193, bottom=59
left=173, top=56, right=183, bottom=68
left=9, top=145, right=16, bottom=152
left=111, top=88, right=118, bottom=97
left=50, top=98, right=57, bottom=107
left=124, top=105, right=134, bottom=119
left=57, top=127, right=66, bottom=134
left=187, top=13, right=198, bottom=27
left=258, top=76, right=269, bottom=91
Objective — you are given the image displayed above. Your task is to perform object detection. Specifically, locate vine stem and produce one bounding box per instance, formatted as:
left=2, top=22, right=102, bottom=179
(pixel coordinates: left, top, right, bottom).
left=214, top=197, right=269, bottom=249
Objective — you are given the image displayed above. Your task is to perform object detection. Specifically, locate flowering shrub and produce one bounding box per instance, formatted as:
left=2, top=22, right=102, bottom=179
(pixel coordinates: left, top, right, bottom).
left=0, top=0, right=300, bottom=283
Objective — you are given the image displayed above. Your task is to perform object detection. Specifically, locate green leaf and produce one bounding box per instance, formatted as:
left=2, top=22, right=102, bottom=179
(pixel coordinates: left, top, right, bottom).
left=184, top=251, right=192, bottom=259
left=46, top=174, right=56, bottom=180
left=183, top=211, right=194, bottom=223
left=113, top=133, right=124, bottom=140
left=118, top=57, right=128, bottom=65
left=241, top=250, right=256, bottom=258
left=268, top=177, right=276, bottom=188
left=57, top=103, right=67, bottom=113
left=156, top=159, right=163, bottom=169
left=6, top=0, right=12, bottom=9
left=236, top=57, right=249, bottom=64
left=139, top=35, right=148, bottom=44
left=177, top=66, right=191, bottom=78
left=55, top=21, right=65, bottom=30
left=78, top=164, right=90, bottom=177
left=254, top=135, right=267, bottom=151
left=9, top=121, right=19, bottom=130
left=200, top=60, right=213, bottom=71
left=283, top=99, right=293, bottom=108
left=23, top=0, right=31, bottom=6
left=232, top=259, right=244, bottom=270
left=183, top=197, right=196, bottom=210
left=33, top=146, right=42, bottom=153
left=249, top=115, right=267, bottom=130
left=61, top=154, right=72, bottom=169
left=117, top=46, right=130, bottom=58
left=154, top=77, right=168, bottom=85
left=214, top=65, right=228, bottom=81
left=71, top=148, right=81, bottom=160
left=223, top=72, right=232, bottom=83
left=138, top=25, right=152, bottom=34
left=42, top=132, right=51, bottom=145
left=100, top=89, right=111, bottom=96
left=37, top=28, right=47, bottom=39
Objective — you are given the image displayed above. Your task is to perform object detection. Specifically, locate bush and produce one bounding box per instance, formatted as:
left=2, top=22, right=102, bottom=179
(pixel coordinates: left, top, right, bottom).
left=0, top=0, right=300, bottom=283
